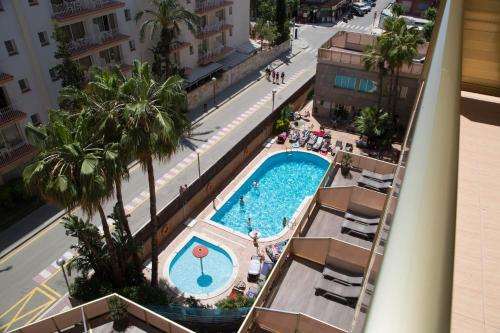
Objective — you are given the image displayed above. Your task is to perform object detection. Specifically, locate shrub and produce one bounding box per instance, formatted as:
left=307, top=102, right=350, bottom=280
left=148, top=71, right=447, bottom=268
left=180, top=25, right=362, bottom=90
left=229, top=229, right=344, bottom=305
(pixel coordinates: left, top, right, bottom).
left=274, top=118, right=290, bottom=133
left=120, top=284, right=170, bottom=306
left=215, top=295, right=254, bottom=310
left=70, top=276, right=114, bottom=302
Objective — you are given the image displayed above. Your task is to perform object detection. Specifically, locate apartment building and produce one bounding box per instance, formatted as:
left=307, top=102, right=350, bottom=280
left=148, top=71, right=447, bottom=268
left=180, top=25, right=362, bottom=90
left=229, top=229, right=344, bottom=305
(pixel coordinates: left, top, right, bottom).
left=297, top=0, right=352, bottom=24
left=0, top=0, right=249, bottom=182
left=313, top=31, right=427, bottom=126
left=396, top=0, right=438, bottom=17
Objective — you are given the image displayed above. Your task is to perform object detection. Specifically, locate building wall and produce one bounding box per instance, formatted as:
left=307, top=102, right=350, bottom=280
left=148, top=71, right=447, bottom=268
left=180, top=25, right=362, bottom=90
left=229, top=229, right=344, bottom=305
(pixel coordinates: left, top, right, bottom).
left=396, top=0, right=438, bottom=17
left=313, top=62, right=420, bottom=124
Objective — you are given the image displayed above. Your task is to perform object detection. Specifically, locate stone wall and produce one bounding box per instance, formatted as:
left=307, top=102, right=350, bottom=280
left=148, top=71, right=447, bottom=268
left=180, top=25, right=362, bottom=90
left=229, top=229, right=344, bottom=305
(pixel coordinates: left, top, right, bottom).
left=187, top=41, right=292, bottom=110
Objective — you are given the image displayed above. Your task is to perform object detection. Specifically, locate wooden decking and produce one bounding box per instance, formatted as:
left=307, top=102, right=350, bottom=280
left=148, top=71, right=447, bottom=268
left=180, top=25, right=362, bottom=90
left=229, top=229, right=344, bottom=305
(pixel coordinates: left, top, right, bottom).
left=304, top=207, right=373, bottom=249
left=266, top=257, right=355, bottom=331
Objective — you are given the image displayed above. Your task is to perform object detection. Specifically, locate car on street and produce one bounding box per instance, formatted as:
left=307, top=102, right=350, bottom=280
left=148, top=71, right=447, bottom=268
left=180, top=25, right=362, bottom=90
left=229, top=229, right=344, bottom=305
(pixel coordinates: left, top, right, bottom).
left=352, top=2, right=372, bottom=15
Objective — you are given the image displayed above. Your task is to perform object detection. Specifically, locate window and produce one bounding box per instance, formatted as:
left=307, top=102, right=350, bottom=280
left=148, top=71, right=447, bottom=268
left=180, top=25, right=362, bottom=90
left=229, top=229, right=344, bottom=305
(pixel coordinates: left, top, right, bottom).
left=93, top=14, right=117, bottom=33
left=229, top=6, right=232, bottom=15
left=18, top=79, right=30, bottom=93
left=215, top=9, right=225, bottom=21
left=124, top=8, right=131, bottom=21
left=38, top=31, right=49, bottom=46
left=61, top=22, right=85, bottom=41
left=0, top=1, right=4, bottom=11
left=49, top=67, right=59, bottom=81
left=400, top=86, right=408, bottom=99
left=129, top=40, right=135, bottom=51
left=189, top=45, right=193, bottom=55
left=334, top=75, right=356, bottom=90
left=99, top=46, right=121, bottom=64
left=359, top=79, right=377, bottom=93
left=229, top=28, right=233, bottom=37
left=30, top=113, right=41, bottom=125
left=28, top=0, right=38, bottom=6
left=4, top=40, right=18, bottom=56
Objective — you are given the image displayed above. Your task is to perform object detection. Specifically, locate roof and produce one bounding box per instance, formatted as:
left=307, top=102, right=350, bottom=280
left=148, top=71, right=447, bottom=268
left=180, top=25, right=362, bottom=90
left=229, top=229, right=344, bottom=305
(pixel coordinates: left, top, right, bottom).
left=185, top=62, right=223, bottom=86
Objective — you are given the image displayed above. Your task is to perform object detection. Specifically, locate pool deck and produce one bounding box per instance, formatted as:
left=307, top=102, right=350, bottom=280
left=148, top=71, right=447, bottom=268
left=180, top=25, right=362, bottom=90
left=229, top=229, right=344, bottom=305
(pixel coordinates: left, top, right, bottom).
left=157, top=116, right=338, bottom=305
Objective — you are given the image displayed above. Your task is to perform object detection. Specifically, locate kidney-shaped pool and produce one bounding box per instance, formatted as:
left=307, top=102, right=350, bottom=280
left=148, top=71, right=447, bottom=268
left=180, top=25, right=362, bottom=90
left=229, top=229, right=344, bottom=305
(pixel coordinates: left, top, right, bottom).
left=210, top=151, right=329, bottom=238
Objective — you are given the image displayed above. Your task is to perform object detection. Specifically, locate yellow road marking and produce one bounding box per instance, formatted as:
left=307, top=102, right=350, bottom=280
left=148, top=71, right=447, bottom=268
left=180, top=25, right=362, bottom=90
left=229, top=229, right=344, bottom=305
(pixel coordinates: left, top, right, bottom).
left=40, top=283, right=61, bottom=298
left=0, top=290, right=35, bottom=321
left=0, top=302, right=52, bottom=332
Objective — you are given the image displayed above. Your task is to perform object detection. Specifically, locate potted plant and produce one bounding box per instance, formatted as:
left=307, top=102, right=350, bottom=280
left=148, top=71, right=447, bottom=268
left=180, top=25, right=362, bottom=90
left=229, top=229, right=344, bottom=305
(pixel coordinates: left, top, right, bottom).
left=108, top=296, right=129, bottom=332
left=341, top=153, right=352, bottom=176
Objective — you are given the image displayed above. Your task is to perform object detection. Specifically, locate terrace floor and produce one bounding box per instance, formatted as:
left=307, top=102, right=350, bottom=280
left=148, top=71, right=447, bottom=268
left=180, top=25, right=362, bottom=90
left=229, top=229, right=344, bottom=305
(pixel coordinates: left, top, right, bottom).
left=451, top=92, right=500, bottom=332
left=265, top=256, right=358, bottom=331
left=304, top=206, right=373, bottom=250
left=332, top=168, right=362, bottom=187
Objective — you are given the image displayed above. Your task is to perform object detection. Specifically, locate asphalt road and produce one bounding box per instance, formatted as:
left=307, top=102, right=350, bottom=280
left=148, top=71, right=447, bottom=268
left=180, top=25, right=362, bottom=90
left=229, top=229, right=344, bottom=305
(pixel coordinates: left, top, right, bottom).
left=0, top=2, right=392, bottom=331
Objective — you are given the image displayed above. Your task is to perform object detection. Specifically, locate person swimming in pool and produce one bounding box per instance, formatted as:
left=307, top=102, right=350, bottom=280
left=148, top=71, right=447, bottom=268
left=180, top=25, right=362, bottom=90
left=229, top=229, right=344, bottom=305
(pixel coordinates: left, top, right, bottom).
left=252, top=180, right=259, bottom=188
left=247, top=217, right=252, bottom=228
left=282, top=217, right=287, bottom=228
left=240, top=196, right=245, bottom=205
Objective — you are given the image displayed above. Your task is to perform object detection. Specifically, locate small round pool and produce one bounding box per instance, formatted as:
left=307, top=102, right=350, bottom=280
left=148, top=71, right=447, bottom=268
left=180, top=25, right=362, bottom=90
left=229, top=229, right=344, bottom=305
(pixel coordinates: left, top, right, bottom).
left=168, top=236, right=235, bottom=297
left=210, top=151, right=329, bottom=238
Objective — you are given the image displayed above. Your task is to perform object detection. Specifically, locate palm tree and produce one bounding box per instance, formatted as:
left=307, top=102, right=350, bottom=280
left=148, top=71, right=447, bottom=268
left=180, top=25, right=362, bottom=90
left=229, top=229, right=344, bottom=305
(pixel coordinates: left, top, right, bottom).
left=381, top=18, right=423, bottom=114
left=354, top=106, right=394, bottom=149
left=362, top=44, right=387, bottom=111
left=61, top=67, right=142, bottom=271
left=23, top=110, right=124, bottom=287
left=120, top=61, right=190, bottom=287
left=136, top=0, right=200, bottom=79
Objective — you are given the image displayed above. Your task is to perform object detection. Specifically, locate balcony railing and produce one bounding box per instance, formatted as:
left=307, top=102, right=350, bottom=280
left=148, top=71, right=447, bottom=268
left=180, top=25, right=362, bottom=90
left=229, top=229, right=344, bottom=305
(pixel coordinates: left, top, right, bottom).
left=0, top=144, right=36, bottom=172
left=0, top=105, right=27, bottom=129
left=68, top=29, right=129, bottom=59
left=195, top=0, right=233, bottom=14
left=51, top=0, right=125, bottom=21
left=198, top=46, right=233, bottom=65
left=195, top=20, right=233, bottom=39
left=0, top=72, right=14, bottom=85
left=317, top=48, right=423, bottom=76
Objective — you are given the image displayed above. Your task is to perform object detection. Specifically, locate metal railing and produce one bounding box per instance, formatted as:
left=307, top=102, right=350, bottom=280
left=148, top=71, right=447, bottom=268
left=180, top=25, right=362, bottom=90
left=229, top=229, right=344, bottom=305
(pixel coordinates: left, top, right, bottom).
left=68, top=28, right=123, bottom=54
left=196, top=20, right=231, bottom=38
left=51, top=0, right=118, bottom=17
left=195, top=0, right=232, bottom=13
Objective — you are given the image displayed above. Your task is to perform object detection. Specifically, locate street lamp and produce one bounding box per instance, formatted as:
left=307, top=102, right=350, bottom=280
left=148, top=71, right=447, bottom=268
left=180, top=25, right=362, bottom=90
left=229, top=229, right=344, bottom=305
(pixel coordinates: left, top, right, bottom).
left=197, top=152, right=201, bottom=178
left=211, top=77, right=217, bottom=108
left=272, top=89, right=278, bottom=112
left=56, top=257, right=70, bottom=293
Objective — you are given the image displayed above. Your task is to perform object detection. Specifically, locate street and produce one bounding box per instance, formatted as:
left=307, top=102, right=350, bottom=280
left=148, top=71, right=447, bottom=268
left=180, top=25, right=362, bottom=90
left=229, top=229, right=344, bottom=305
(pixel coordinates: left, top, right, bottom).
left=0, top=2, right=392, bottom=330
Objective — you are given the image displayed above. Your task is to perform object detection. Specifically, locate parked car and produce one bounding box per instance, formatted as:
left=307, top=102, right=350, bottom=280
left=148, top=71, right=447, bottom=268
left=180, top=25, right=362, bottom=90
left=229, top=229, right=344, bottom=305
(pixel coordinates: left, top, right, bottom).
left=366, top=0, right=376, bottom=7
left=352, top=5, right=365, bottom=16
left=352, top=2, right=372, bottom=14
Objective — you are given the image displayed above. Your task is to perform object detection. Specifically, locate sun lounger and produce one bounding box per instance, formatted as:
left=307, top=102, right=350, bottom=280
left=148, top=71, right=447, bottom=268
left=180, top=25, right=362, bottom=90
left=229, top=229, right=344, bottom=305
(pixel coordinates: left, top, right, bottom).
left=299, top=131, right=310, bottom=146
left=357, top=176, right=392, bottom=192
left=265, top=240, right=288, bottom=262
left=289, top=131, right=299, bottom=143
left=248, top=256, right=261, bottom=281
left=335, top=140, right=343, bottom=150
left=313, top=137, right=324, bottom=151
left=344, top=212, right=380, bottom=225
left=314, top=279, right=361, bottom=307
left=307, top=134, right=317, bottom=146
left=246, top=286, right=259, bottom=299
left=345, top=143, right=354, bottom=152
left=361, top=170, right=395, bottom=182
left=322, top=266, right=364, bottom=286
left=277, top=132, right=287, bottom=144
left=260, top=261, right=274, bottom=276
left=341, top=219, right=378, bottom=240
left=262, top=137, right=277, bottom=149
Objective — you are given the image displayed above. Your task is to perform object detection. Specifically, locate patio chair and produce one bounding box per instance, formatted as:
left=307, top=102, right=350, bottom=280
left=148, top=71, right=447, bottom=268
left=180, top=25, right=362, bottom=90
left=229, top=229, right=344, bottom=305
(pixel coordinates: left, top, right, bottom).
left=345, top=143, right=354, bottom=152
left=313, top=136, right=324, bottom=151
left=247, top=256, right=261, bottom=281
left=322, top=266, right=364, bottom=286
left=246, top=286, right=259, bottom=299
left=361, top=170, right=395, bottom=182
left=344, top=212, right=380, bottom=225
left=314, top=279, right=361, bottom=307
left=341, top=219, right=378, bottom=241
left=357, top=176, right=392, bottom=193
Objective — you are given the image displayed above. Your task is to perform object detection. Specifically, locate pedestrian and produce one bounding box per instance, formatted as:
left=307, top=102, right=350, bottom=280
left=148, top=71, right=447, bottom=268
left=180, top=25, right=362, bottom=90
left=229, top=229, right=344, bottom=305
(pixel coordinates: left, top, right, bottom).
left=272, top=70, right=276, bottom=83
left=266, top=67, right=271, bottom=80
left=281, top=71, right=285, bottom=84
left=179, top=185, right=184, bottom=195
left=184, top=184, right=188, bottom=191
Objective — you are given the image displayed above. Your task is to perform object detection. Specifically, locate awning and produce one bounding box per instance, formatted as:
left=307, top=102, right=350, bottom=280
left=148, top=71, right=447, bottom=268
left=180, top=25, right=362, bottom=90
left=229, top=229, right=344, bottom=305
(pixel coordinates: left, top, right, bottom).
left=236, top=40, right=259, bottom=55
left=185, top=62, right=223, bottom=86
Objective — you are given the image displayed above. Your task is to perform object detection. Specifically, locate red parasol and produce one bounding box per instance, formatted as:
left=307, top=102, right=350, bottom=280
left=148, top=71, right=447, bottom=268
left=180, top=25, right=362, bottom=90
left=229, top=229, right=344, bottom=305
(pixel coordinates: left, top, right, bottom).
left=192, top=245, right=209, bottom=259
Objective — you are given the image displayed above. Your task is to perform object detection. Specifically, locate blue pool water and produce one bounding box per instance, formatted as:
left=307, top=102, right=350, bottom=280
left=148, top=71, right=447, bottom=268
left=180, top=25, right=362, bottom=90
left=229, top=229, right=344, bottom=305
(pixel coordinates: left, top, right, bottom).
left=169, top=237, right=234, bottom=296
left=211, top=152, right=329, bottom=238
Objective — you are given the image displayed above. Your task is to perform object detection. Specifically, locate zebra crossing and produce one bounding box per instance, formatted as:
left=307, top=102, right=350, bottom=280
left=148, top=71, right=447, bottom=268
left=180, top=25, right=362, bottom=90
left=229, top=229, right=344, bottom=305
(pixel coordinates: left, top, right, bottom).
left=336, top=22, right=373, bottom=32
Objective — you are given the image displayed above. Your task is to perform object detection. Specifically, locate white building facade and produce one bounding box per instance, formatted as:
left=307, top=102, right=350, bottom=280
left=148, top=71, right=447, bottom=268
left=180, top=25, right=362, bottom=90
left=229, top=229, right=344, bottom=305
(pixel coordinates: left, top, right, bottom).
left=0, top=0, right=249, bottom=182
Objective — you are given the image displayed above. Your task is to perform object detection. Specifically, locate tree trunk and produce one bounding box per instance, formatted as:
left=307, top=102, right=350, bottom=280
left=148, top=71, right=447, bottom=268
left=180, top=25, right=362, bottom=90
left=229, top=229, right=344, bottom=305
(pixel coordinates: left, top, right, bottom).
left=115, top=178, right=142, bottom=271
left=146, top=155, right=159, bottom=288
left=377, top=61, right=384, bottom=111
left=392, top=68, right=401, bottom=115
left=387, top=70, right=395, bottom=113
left=161, top=28, right=173, bottom=78
left=97, top=205, right=124, bottom=287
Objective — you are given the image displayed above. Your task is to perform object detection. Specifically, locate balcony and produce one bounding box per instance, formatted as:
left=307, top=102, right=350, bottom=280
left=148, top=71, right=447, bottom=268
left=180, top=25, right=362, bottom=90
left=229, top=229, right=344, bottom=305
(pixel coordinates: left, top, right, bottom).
left=195, top=21, right=233, bottom=39
left=0, top=143, right=37, bottom=174
left=51, top=0, right=125, bottom=23
left=0, top=105, right=27, bottom=129
left=195, top=0, right=234, bottom=14
left=0, top=73, right=14, bottom=85
left=68, top=29, right=130, bottom=60
left=198, top=46, right=233, bottom=65
left=170, top=41, right=191, bottom=52
left=317, top=48, right=423, bottom=77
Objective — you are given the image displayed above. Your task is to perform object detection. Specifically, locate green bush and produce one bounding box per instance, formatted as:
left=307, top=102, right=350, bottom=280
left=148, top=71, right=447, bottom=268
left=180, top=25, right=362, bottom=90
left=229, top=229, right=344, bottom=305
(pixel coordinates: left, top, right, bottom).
left=70, top=276, right=114, bottom=302
left=274, top=118, right=290, bottom=133
left=120, top=284, right=170, bottom=306
left=215, top=295, right=254, bottom=310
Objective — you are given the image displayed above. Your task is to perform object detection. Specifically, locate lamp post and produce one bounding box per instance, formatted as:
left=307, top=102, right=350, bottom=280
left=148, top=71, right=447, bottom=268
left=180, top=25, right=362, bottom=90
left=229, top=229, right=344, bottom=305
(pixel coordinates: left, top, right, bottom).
left=56, top=257, right=70, bottom=293
left=197, top=152, right=201, bottom=178
left=272, top=89, right=277, bottom=112
left=212, top=77, right=217, bottom=108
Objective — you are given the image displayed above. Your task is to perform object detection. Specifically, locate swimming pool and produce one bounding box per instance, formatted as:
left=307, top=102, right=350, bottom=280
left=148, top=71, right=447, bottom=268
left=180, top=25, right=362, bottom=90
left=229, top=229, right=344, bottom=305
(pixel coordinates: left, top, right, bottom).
left=210, top=151, right=329, bottom=238
left=168, top=236, right=236, bottom=297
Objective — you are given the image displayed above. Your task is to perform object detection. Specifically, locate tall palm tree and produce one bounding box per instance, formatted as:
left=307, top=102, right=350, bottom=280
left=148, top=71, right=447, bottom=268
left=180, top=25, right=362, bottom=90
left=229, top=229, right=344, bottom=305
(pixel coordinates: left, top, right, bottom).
left=354, top=106, right=394, bottom=149
left=136, top=0, right=200, bottom=79
left=23, top=110, right=124, bottom=287
left=362, top=43, right=387, bottom=111
left=381, top=18, right=423, bottom=114
left=120, top=61, right=190, bottom=287
left=61, top=67, right=143, bottom=271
